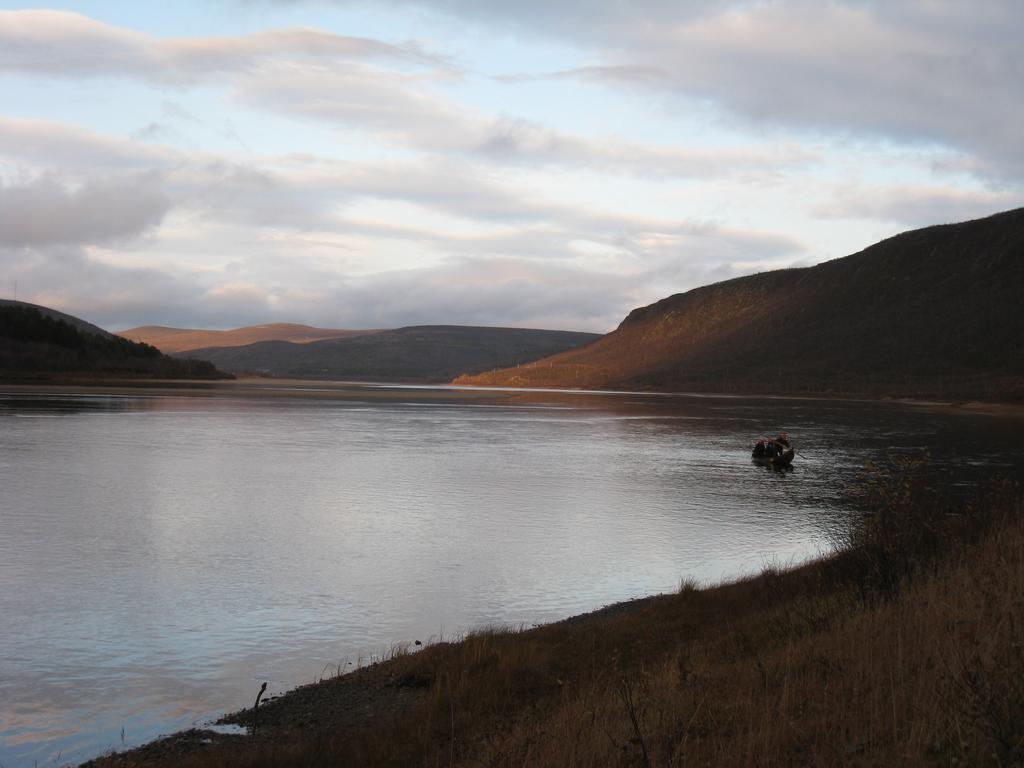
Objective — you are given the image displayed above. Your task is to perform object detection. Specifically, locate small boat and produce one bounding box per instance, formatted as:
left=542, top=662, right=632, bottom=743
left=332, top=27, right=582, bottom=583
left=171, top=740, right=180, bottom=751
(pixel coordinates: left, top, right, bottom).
left=752, top=438, right=795, bottom=468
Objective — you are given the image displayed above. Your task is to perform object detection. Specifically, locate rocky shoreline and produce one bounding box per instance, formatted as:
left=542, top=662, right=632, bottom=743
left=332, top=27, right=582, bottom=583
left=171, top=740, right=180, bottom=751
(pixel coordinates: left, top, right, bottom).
left=83, top=662, right=428, bottom=766
left=82, top=593, right=663, bottom=766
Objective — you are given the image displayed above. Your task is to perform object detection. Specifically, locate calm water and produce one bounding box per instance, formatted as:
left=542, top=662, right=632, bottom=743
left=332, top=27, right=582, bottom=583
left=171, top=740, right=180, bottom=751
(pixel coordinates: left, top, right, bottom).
left=0, top=385, right=1019, bottom=766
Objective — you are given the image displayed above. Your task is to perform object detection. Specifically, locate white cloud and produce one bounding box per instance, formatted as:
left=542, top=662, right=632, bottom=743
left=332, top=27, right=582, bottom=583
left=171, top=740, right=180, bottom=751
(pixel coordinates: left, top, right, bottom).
left=232, top=62, right=814, bottom=178
left=622, top=2, right=1024, bottom=177
left=257, top=0, right=721, bottom=41
left=4, top=245, right=201, bottom=325
left=0, top=116, right=812, bottom=331
left=4, top=4, right=1018, bottom=334
left=0, top=172, right=170, bottom=247
left=329, top=257, right=629, bottom=329
left=4, top=191, right=809, bottom=333
left=0, top=116, right=175, bottom=170
left=5, top=244, right=627, bottom=331
left=0, top=12, right=814, bottom=180
left=324, top=0, right=1024, bottom=182
left=813, top=185, right=1019, bottom=227
left=0, top=9, right=441, bottom=84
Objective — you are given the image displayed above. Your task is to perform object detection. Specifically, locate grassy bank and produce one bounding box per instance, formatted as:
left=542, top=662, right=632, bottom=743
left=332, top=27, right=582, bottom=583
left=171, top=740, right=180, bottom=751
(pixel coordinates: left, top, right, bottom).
left=92, top=468, right=1023, bottom=767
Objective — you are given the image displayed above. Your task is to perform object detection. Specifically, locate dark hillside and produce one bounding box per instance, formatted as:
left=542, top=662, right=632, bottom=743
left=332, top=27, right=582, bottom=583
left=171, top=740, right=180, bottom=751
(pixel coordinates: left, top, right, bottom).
left=0, top=302, right=230, bottom=380
left=458, top=208, right=1024, bottom=399
left=180, top=325, right=601, bottom=382
left=0, top=298, right=113, bottom=339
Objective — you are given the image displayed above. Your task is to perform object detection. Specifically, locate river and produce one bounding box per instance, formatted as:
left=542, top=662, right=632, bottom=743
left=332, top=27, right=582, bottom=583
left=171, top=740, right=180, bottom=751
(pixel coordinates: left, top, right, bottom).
left=0, top=383, right=1018, bottom=765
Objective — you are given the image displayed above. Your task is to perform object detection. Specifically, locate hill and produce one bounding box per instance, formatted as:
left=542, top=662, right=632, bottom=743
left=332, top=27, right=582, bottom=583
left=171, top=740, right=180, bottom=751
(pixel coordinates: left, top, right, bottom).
left=178, top=325, right=602, bottom=382
left=0, top=301, right=230, bottom=380
left=0, top=298, right=114, bottom=339
left=457, top=208, right=1024, bottom=400
left=117, top=323, right=376, bottom=354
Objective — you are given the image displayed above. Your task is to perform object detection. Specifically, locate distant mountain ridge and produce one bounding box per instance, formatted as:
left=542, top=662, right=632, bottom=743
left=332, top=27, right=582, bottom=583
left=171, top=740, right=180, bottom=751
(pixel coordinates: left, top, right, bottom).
left=179, top=325, right=602, bottom=382
left=457, top=208, right=1024, bottom=400
left=118, top=323, right=375, bottom=354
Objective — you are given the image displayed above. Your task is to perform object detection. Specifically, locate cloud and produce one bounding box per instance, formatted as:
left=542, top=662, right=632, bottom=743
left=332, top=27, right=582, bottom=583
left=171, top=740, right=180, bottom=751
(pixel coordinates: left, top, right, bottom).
left=5, top=205, right=808, bottom=333
left=172, top=160, right=338, bottom=229
left=322, top=207, right=806, bottom=272
left=203, top=281, right=276, bottom=308
left=329, top=257, right=628, bottom=330
left=0, top=116, right=792, bottom=245
left=0, top=113, right=813, bottom=330
left=317, top=0, right=1024, bottom=182
left=5, top=242, right=625, bottom=331
left=0, top=116, right=175, bottom=171
left=231, top=61, right=811, bottom=179
left=0, top=12, right=814, bottom=181
left=0, top=9, right=442, bottom=84
left=4, top=2, right=1018, bottom=338
left=0, top=113, right=813, bottom=333
left=0, top=173, right=170, bottom=247
left=9, top=5, right=1021, bottom=184
left=254, top=0, right=721, bottom=42
left=812, top=185, right=1019, bottom=227
left=470, top=118, right=818, bottom=179
left=172, top=149, right=793, bottom=236
left=230, top=59, right=475, bottom=147
left=4, top=245, right=201, bottom=325
left=614, top=1, right=1024, bottom=178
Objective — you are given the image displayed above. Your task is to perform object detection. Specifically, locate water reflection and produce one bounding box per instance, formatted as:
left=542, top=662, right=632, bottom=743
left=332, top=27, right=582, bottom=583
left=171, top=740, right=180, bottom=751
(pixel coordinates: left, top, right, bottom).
left=0, top=386, right=1020, bottom=766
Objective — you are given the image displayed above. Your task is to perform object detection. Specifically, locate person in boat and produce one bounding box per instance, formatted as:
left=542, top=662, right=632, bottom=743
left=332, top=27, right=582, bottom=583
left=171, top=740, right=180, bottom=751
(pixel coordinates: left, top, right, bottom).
left=774, top=432, right=791, bottom=452
left=753, top=433, right=791, bottom=459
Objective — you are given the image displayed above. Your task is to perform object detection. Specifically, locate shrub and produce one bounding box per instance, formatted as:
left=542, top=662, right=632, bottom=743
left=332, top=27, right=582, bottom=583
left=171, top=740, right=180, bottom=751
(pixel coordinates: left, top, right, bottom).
left=832, top=456, right=1018, bottom=601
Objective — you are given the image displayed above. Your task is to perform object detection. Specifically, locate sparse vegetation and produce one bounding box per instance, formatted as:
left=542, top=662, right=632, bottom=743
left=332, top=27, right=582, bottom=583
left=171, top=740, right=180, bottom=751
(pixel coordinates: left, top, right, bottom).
left=827, top=457, right=1012, bottom=602
left=91, top=466, right=1023, bottom=767
left=677, top=575, right=701, bottom=595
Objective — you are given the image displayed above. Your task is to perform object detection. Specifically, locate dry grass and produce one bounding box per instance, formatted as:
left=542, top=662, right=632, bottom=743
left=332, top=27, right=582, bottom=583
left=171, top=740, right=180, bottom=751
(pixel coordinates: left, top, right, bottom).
left=102, top=478, right=1023, bottom=767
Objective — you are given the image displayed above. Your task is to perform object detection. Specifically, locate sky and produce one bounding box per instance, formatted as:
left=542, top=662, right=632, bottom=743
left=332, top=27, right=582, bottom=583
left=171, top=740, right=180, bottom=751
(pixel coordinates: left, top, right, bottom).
left=0, top=1, right=1020, bottom=332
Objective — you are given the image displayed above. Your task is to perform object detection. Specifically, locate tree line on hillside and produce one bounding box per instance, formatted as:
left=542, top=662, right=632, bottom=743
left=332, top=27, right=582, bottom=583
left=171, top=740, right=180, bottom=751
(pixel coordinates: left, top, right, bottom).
left=0, top=305, right=229, bottom=379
